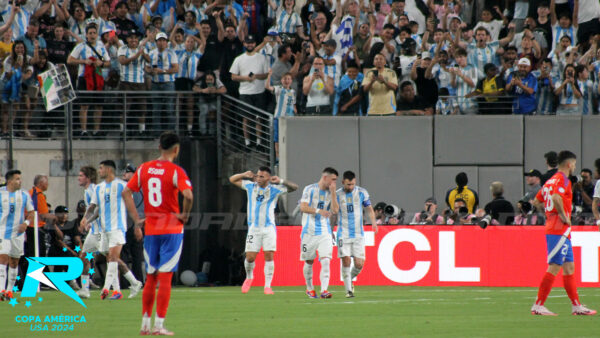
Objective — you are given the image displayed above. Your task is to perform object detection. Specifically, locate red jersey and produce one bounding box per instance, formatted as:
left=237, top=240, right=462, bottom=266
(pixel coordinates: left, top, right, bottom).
left=535, top=171, right=572, bottom=235
left=127, top=160, right=193, bottom=235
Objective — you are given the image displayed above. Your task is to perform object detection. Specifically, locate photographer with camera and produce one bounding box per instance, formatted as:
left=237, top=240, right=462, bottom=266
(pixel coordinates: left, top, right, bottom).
left=444, top=198, right=476, bottom=225
left=484, top=181, right=515, bottom=225
left=505, top=58, right=537, bottom=115
left=363, top=53, right=398, bottom=115
left=572, top=169, right=594, bottom=223
left=514, top=199, right=545, bottom=225
left=411, top=197, right=445, bottom=225
left=383, top=203, right=405, bottom=225
left=553, top=63, right=582, bottom=115
left=374, top=202, right=387, bottom=225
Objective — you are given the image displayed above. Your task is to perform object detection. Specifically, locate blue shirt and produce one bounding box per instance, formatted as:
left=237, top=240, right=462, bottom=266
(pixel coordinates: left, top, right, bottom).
left=507, top=72, right=537, bottom=114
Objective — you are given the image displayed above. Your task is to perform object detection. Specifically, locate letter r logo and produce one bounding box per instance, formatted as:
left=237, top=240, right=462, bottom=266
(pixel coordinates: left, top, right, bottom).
left=21, top=257, right=86, bottom=308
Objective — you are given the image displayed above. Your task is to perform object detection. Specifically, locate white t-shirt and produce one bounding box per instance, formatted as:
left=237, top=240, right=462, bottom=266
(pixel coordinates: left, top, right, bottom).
left=578, top=0, right=600, bottom=23
left=473, top=20, right=504, bottom=41
left=229, top=52, right=269, bottom=95
left=593, top=180, right=600, bottom=199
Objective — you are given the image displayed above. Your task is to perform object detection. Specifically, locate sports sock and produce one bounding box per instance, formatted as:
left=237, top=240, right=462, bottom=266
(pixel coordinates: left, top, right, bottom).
left=0, top=264, right=6, bottom=291
left=156, top=272, right=173, bottom=318
left=154, top=316, right=164, bottom=329
left=81, top=275, right=90, bottom=291
left=142, top=273, right=157, bottom=317
left=320, top=258, right=331, bottom=292
left=141, top=314, right=151, bottom=331
left=563, top=274, right=581, bottom=306
left=535, top=272, right=556, bottom=306
left=244, top=260, right=255, bottom=279
left=303, top=262, right=313, bottom=291
left=104, top=262, right=117, bottom=291
left=124, top=271, right=139, bottom=285
left=264, top=261, right=274, bottom=288
left=351, top=266, right=362, bottom=279
left=113, top=269, right=121, bottom=292
left=6, top=267, right=18, bottom=292
left=342, top=266, right=351, bottom=292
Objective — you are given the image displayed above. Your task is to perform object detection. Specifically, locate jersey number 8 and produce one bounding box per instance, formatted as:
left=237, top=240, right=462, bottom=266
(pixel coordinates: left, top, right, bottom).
left=148, top=177, right=163, bottom=207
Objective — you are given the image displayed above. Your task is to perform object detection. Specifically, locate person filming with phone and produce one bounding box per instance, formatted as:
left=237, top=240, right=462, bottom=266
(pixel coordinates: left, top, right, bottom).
left=303, top=56, right=334, bottom=115
left=363, top=53, right=398, bottom=116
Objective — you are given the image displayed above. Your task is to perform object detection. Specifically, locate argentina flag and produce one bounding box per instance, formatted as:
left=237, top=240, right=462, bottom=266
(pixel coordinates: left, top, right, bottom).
left=335, top=15, right=354, bottom=57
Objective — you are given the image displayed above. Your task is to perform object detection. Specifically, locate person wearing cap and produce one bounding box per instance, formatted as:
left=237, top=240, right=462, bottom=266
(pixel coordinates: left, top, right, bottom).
left=145, top=31, right=179, bottom=134
left=46, top=206, right=82, bottom=260
left=373, top=202, right=387, bottom=225
left=410, top=51, right=438, bottom=104
left=470, top=63, right=507, bottom=115
left=505, top=57, right=537, bottom=115
left=411, top=197, right=445, bottom=225
left=67, top=22, right=111, bottom=137
left=523, top=169, right=543, bottom=202
left=118, top=29, right=149, bottom=137
left=553, top=63, right=581, bottom=115
left=230, top=34, right=269, bottom=147
left=112, top=1, right=138, bottom=41
left=99, top=26, right=122, bottom=90
left=321, top=39, right=342, bottom=87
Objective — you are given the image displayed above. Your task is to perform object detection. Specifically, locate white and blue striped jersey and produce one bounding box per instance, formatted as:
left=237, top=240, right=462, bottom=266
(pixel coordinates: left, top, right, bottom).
left=454, top=65, right=479, bottom=112
left=90, top=179, right=127, bottom=233
left=531, top=70, right=557, bottom=115
left=267, top=0, right=281, bottom=19
left=69, top=41, right=111, bottom=77
left=117, top=45, right=146, bottom=83
left=68, top=17, right=87, bottom=43
left=261, top=43, right=279, bottom=68
left=0, top=1, right=36, bottom=40
left=579, top=79, right=593, bottom=115
left=432, top=64, right=454, bottom=95
left=467, top=41, right=499, bottom=80
left=336, top=186, right=371, bottom=239
left=185, top=2, right=208, bottom=23
left=175, top=49, right=202, bottom=80
left=428, top=42, right=449, bottom=55
left=436, top=97, right=458, bottom=115
left=84, top=184, right=102, bottom=235
left=554, top=81, right=579, bottom=105
left=273, top=86, right=295, bottom=117
left=148, top=48, right=178, bottom=82
left=323, top=54, right=341, bottom=87
left=0, top=189, right=33, bottom=240
left=551, top=24, right=577, bottom=52
left=277, top=9, right=302, bottom=34
left=300, top=183, right=333, bottom=237
left=241, top=180, right=288, bottom=230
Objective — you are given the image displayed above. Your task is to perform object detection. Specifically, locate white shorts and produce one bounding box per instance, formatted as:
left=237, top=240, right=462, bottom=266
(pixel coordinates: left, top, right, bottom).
left=337, top=237, right=365, bottom=259
left=0, top=235, right=24, bottom=258
left=245, top=227, right=277, bottom=253
left=101, top=231, right=126, bottom=252
left=300, top=233, right=333, bottom=261
left=82, top=233, right=102, bottom=253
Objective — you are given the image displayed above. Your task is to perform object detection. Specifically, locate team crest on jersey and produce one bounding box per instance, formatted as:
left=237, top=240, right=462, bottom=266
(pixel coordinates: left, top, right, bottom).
left=10, top=197, right=14, bottom=203
left=559, top=187, right=565, bottom=193
left=346, top=197, right=352, bottom=203
left=319, top=195, right=325, bottom=201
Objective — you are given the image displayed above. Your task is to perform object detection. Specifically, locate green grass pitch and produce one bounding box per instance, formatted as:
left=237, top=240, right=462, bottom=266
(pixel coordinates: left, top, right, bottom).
left=2, top=286, right=599, bottom=337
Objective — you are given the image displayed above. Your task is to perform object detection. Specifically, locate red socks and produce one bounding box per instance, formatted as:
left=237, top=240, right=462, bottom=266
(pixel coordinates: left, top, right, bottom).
left=142, top=273, right=158, bottom=316
left=535, top=272, right=555, bottom=306
left=156, top=272, right=173, bottom=318
left=563, top=274, right=581, bottom=306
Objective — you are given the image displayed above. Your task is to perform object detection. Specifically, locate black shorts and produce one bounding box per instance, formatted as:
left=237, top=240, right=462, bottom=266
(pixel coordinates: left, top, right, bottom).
left=239, top=93, right=266, bottom=111
left=175, top=78, right=194, bottom=91
left=77, top=77, right=104, bottom=105
left=577, top=19, right=600, bottom=46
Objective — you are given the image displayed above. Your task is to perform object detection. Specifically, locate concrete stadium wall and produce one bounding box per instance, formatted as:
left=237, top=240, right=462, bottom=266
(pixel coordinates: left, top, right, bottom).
left=280, top=116, right=600, bottom=216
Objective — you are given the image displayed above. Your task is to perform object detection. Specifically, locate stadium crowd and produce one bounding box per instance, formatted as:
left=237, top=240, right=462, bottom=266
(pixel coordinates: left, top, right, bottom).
left=0, top=0, right=599, bottom=139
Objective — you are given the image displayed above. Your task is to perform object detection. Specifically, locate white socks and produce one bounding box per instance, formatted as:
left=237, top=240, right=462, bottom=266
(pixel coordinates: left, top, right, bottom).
left=303, top=262, right=313, bottom=291
left=320, top=258, right=331, bottom=292
left=104, top=261, right=118, bottom=291
left=124, top=270, right=139, bottom=285
left=351, top=266, right=362, bottom=279
left=342, top=266, right=351, bottom=292
left=6, top=267, right=18, bottom=292
left=264, top=261, right=274, bottom=288
left=81, top=274, right=90, bottom=291
left=0, top=264, right=7, bottom=291
left=244, top=260, right=255, bottom=279
left=154, top=316, right=164, bottom=329
left=141, top=314, right=151, bottom=331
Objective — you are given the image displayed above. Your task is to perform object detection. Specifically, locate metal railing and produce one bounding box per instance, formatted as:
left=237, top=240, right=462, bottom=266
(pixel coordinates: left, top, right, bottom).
left=217, top=95, right=275, bottom=177
left=436, top=95, right=518, bottom=114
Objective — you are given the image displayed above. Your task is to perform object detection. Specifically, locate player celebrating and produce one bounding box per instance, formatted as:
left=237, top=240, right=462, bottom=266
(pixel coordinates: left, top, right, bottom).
left=531, top=151, right=596, bottom=316
left=122, top=132, right=193, bottom=336
left=335, top=171, right=378, bottom=298
left=77, top=166, right=102, bottom=298
left=229, top=167, right=298, bottom=295
left=81, top=160, right=142, bottom=301
left=299, top=167, right=339, bottom=299
left=0, top=170, right=34, bottom=301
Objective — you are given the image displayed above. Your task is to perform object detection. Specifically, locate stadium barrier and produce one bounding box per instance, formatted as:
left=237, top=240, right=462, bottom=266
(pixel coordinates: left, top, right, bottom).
left=246, top=225, right=600, bottom=287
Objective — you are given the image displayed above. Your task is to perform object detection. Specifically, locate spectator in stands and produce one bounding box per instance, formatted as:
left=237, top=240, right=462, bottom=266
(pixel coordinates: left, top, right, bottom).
left=449, top=48, right=477, bottom=114
left=303, top=56, right=334, bottom=115
left=145, top=31, right=179, bottom=134
left=411, top=52, right=438, bottom=104
left=118, top=29, right=149, bottom=137
left=532, top=58, right=557, bottom=115
left=484, top=181, right=515, bottom=225
left=230, top=34, right=269, bottom=147
left=65, top=2, right=89, bottom=43
left=363, top=53, right=398, bottom=116
left=175, top=35, right=204, bottom=136
left=411, top=197, right=445, bottom=225
left=575, top=64, right=593, bottom=115
left=553, top=63, right=581, bottom=115
left=20, top=19, right=47, bottom=59
left=2, top=40, right=33, bottom=137
left=193, top=71, right=226, bottom=135
left=336, top=61, right=363, bottom=116
left=576, top=0, right=600, bottom=48
left=435, top=87, right=458, bottom=115
left=540, top=151, right=558, bottom=184
left=396, top=81, right=433, bottom=115
left=220, top=23, right=243, bottom=97
left=445, top=172, right=479, bottom=214
left=67, top=23, right=111, bottom=137
left=549, top=0, right=578, bottom=52
left=506, top=58, right=537, bottom=115
left=523, top=169, right=543, bottom=202
left=46, top=23, right=81, bottom=67
left=271, top=44, right=301, bottom=90
left=99, top=27, right=121, bottom=90
left=112, top=1, right=138, bottom=40
left=276, top=0, right=308, bottom=41
left=469, top=63, right=506, bottom=115
left=27, top=174, right=57, bottom=261
left=514, top=199, right=545, bottom=225
left=426, top=49, right=452, bottom=96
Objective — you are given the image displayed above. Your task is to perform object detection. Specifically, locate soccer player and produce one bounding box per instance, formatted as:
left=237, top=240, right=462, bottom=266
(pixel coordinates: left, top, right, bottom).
left=530, top=151, right=596, bottom=316
left=0, top=170, right=34, bottom=301
left=335, top=171, right=378, bottom=298
left=229, top=167, right=298, bottom=295
left=299, top=167, right=339, bottom=299
left=81, top=160, right=142, bottom=301
left=122, top=132, right=193, bottom=336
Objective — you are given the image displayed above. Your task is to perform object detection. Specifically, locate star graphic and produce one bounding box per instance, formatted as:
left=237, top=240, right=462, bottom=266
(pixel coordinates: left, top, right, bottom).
left=62, top=247, right=67, bottom=252
left=38, top=297, right=43, bottom=302
left=9, top=298, right=18, bottom=307
left=89, top=268, right=95, bottom=275
left=85, top=252, right=94, bottom=261
left=82, top=279, right=87, bottom=284
left=15, top=276, right=20, bottom=281
left=25, top=301, right=31, bottom=308
left=74, top=246, right=81, bottom=253
left=12, top=285, right=18, bottom=292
